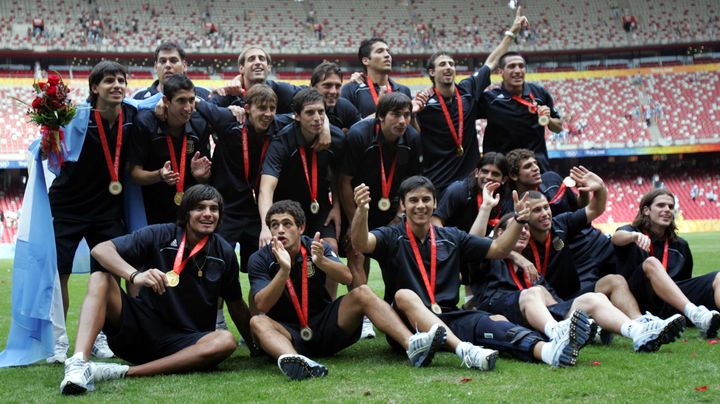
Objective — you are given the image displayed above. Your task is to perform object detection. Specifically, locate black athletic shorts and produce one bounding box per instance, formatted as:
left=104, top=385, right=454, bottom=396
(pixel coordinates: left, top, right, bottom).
left=478, top=290, right=574, bottom=326
left=104, top=291, right=211, bottom=365
left=279, top=295, right=361, bottom=357
left=53, top=218, right=125, bottom=275
left=629, top=270, right=719, bottom=317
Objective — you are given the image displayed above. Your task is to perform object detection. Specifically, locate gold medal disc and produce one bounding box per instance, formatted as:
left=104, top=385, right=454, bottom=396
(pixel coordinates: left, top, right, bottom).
left=310, top=200, right=320, bottom=214
left=174, top=191, right=184, bottom=206
left=553, top=237, right=565, bottom=251
left=108, top=181, right=123, bottom=195
left=300, top=327, right=313, bottom=341
left=538, top=115, right=550, bottom=126
left=456, top=146, right=464, bottom=157
left=378, top=197, right=391, bottom=211
left=562, top=176, right=576, bottom=188
left=431, top=303, right=442, bottom=315
left=166, top=271, right=180, bottom=287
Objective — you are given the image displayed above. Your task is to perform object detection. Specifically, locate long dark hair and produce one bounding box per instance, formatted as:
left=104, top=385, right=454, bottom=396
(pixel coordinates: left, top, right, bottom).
left=468, top=152, right=509, bottom=196
left=632, top=188, right=678, bottom=242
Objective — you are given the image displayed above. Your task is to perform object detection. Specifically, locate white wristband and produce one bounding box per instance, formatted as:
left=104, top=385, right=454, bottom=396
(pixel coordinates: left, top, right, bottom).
left=504, top=30, right=516, bottom=38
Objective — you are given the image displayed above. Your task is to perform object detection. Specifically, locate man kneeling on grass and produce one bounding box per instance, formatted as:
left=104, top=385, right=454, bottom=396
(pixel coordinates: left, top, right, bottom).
left=248, top=200, right=446, bottom=381
left=60, top=185, right=253, bottom=395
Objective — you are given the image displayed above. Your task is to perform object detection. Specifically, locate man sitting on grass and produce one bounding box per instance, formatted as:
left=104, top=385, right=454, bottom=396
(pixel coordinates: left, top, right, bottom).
left=248, top=200, right=447, bottom=381
left=59, top=184, right=253, bottom=395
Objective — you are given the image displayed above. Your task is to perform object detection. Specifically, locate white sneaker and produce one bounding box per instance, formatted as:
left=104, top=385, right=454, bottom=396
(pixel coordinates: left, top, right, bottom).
left=459, top=344, right=499, bottom=371
left=91, top=332, right=114, bottom=359
left=546, top=310, right=592, bottom=367
left=60, top=352, right=93, bottom=395
left=407, top=323, right=447, bottom=368
left=632, top=313, right=685, bottom=352
left=47, top=334, right=69, bottom=364
left=360, top=316, right=376, bottom=339
left=90, top=362, right=129, bottom=382
left=689, top=305, right=720, bottom=338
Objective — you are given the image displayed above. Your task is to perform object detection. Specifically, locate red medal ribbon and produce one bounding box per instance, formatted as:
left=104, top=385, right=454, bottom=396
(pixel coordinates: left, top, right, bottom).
left=376, top=123, right=397, bottom=201
left=94, top=109, right=123, bottom=183
left=511, top=92, right=538, bottom=114
left=644, top=231, right=669, bottom=270
left=549, top=183, right=568, bottom=205
left=405, top=220, right=438, bottom=307
left=298, top=146, right=318, bottom=205
left=506, top=260, right=532, bottom=290
left=367, top=75, right=393, bottom=106
left=476, top=193, right=501, bottom=228
left=528, top=232, right=551, bottom=276
left=171, top=233, right=210, bottom=276
left=166, top=133, right=188, bottom=194
left=434, top=87, right=464, bottom=153
left=285, top=244, right=310, bottom=328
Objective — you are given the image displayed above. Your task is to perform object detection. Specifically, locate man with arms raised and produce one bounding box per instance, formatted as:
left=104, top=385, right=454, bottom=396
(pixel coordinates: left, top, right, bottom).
left=59, top=185, right=253, bottom=395
left=413, top=10, right=527, bottom=197
left=351, top=176, right=590, bottom=369
left=340, top=38, right=412, bottom=118
left=132, top=42, right=211, bottom=101
left=613, top=189, right=720, bottom=338
left=249, top=200, right=446, bottom=380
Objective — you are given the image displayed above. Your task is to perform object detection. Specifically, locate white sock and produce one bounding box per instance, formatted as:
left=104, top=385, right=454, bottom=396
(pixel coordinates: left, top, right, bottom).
left=683, top=303, right=699, bottom=319
left=544, top=321, right=559, bottom=338
left=455, top=341, right=472, bottom=359
left=620, top=321, right=634, bottom=338
left=540, top=343, right=554, bottom=365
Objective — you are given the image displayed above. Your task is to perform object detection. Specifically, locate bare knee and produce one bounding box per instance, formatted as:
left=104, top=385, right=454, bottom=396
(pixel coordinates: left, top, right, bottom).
left=519, top=287, right=544, bottom=306
left=394, top=289, right=420, bottom=312
left=250, top=314, right=273, bottom=336
left=87, top=271, right=115, bottom=296
left=489, top=314, right=508, bottom=322
left=642, top=257, right=663, bottom=277
left=575, top=292, right=607, bottom=313
left=202, top=330, right=236, bottom=358
left=713, top=273, right=720, bottom=289
left=347, top=284, right=376, bottom=304
left=596, top=274, right=626, bottom=293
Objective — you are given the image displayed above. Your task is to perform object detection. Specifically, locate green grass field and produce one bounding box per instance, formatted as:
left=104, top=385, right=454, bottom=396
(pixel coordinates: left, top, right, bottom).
left=0, top=233, right=719, bottom=402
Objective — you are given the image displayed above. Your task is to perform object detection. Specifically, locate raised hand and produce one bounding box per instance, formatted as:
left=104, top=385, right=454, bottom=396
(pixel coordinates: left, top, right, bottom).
left=482, top=181, right=501, bottom=209
left=353, top=183, right=372, bottom=211
left=190, top=151, right=212, bottom=180
left=569, top=165, right=604, bottom=192
left=512, top=190, right=530, bottom=223
left=270, top=236, right=291, bottom=271
left=160, top=160, right=179, bottom=186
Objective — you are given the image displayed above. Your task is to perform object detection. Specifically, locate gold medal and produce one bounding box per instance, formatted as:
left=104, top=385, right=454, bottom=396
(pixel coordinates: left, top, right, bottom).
left=378, top=197, right=391, bottom=211
left=553, top=236, right=565, bottom=251
left=538, top=115, right=550, bottom=126
left=108, top=181, right=123, bottom=195
left=456, top=146, right=464, bottom=157
left=562, top=176, right=576, bottom=188
left=431, top=303, right=442, bottom=315
left=307, top=260, right=315, bottom=278
left=310, top=200, right=320, bottom=214
left=174, top=191, right=184, bottom=206
left=300, top=327, right=313, bottom=341
left=166, top=271, right=180, bottom=287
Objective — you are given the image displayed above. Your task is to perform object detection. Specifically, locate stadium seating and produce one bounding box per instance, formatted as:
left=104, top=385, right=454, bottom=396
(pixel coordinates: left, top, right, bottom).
left=0, top=0, right=717, bottom=53
left=0, top=188, right=22, bottom=243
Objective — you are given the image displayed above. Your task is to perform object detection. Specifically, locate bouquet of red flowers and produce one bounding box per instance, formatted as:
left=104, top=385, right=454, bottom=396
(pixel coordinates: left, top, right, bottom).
left=25, top=73, right=76, bottom=168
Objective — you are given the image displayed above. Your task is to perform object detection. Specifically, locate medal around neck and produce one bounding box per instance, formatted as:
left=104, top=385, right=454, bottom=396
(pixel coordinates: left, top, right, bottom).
left=431, top=303, right=442, bottom=315
left=174, top=191, right=184, bottom=206
left=166, top=271, right=180, bottom=287
left=378, top=197, right=391, bottom=211
left=108, top=181, right=123, bottom=195
left=562, top=176, right=576, bottom=188
left=300, top=327, right=313, bottom=341
left=553, top=236, right=565, bottom=251
left=310, top=200, right=320, bottom=214
left=538, top=114, right=550, bottom=126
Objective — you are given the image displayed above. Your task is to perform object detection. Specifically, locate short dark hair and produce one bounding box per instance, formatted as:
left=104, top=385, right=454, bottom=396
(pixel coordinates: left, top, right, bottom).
left=632, top=189, right=678, bottom=242
left=469, top=152, right=509, bottom=194
left=358, top=38, right=386, bottom=71
left=291, top=88, right=325, bottom=115
left=498, top=51, right=524, bottom=69
left=521, top=190, right=546, bottom=201
left=493, top=212, right=516, bottom=236
left=88, top=61, right=127, bottom=105
left=177, top=184, right=224, bottom=227
left=425, top=51, right=453, bottom=84
left=154, top=41, right=186, bottom=62
left=265, top=200, right=306, bottom=228
left=506, top=148, right=536, bottom=180
left=238, top=46, right=272, bottom=66
left=376, top=93, right=412, bottom=119
left=245, top=83, right=278, bottom=107
left=398, top=175, right=436, bottom=202
left=163, top=74, right=195, bottom=101
left=311, top=61, right=343, bottom=87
